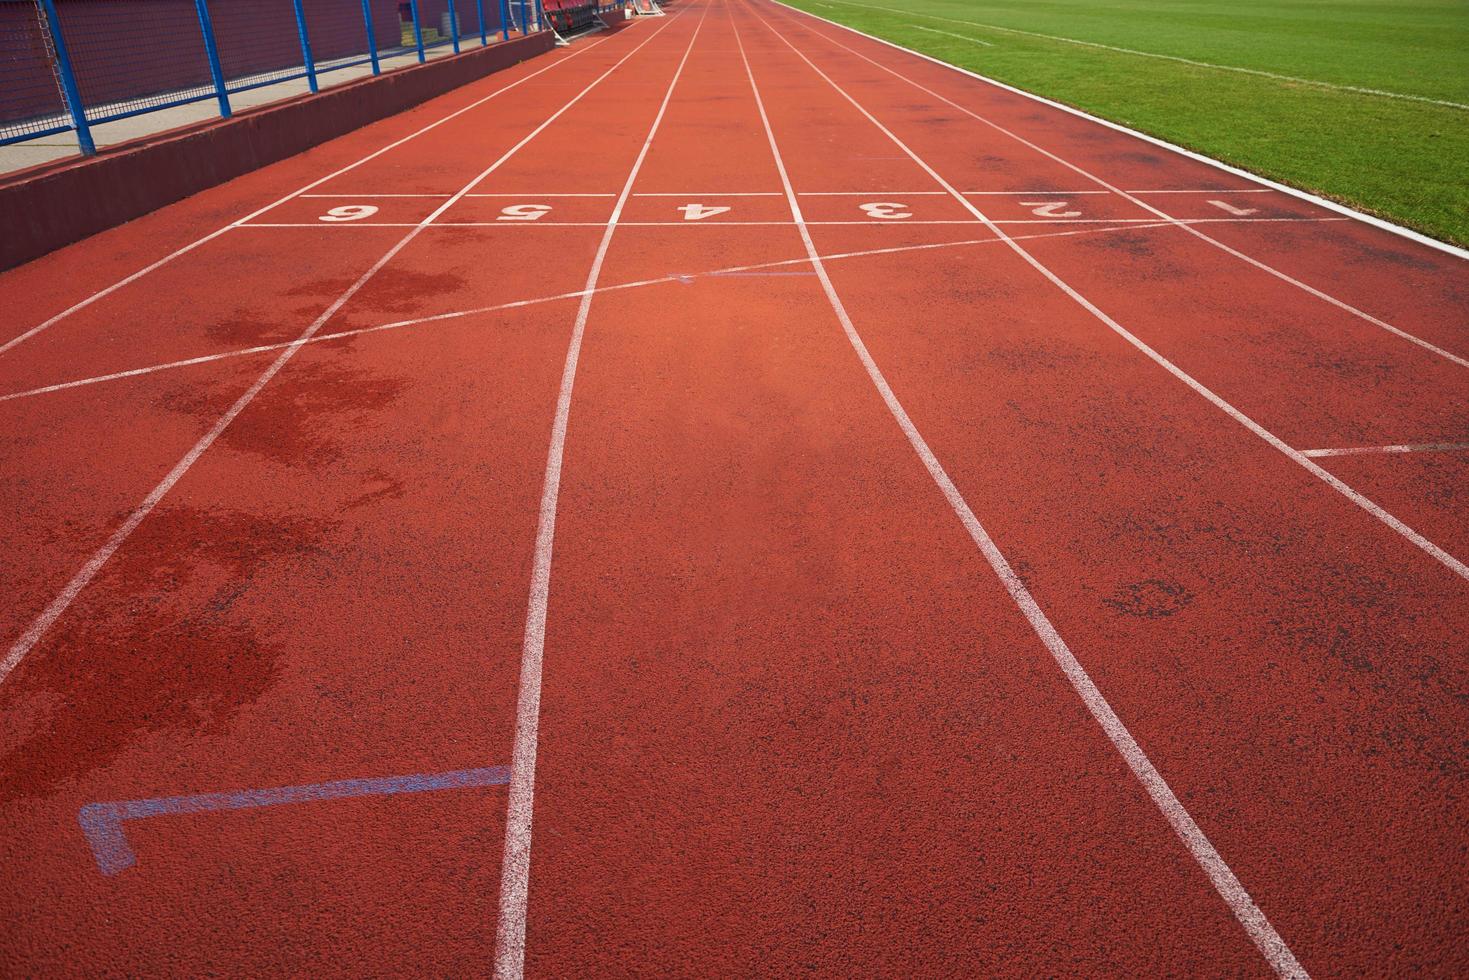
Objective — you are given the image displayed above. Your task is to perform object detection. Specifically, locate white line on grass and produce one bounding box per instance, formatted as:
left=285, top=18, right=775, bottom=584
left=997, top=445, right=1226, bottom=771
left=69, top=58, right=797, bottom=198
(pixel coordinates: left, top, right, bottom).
left=910, top=25, right=991, bottom=46
left=493, top=6, right=708, bottom=978
left=0, top=37, right=611, bottom=358
left=774, top=3, right=1469, bottom=369
left=818, top=0, right=1468, bottom=110
left=757, top=0, right=1469, bottom=582
left=770, top=0, right=1469, bottom=262
left=0, top=17, right=684, bottom=688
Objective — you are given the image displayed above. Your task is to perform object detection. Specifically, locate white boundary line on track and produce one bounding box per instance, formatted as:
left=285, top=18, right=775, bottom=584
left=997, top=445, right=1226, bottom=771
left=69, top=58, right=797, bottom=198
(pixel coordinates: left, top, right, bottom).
left=494, top=6, right=707, bottom=978
left=768, top=0, right=1469, bottom=265
left=0, top=218, right=1348, bottom=405
left=0, top=37, right=610, bottom=358
left=807, top=0, right=1469, bottom=112
left=768, top=1, right=1469, bottom=369
left=731, top=4, right=1311, bottom=976
left=755, top=0, right=1469, bottom=586
left=1301, top=442, right=1469, bottom=459
left=237, top=217, right=1348, bottom=229
left=0, top=17, right=684, bottom=687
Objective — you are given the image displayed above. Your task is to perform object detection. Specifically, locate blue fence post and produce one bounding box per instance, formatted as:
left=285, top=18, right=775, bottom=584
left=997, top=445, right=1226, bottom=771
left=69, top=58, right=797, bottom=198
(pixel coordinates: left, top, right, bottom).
left=361, top=0, right=381, bottom=74
left=409, top=0, right=426, bottom=62
left=446, top=0, right=461, bottom=52
left=192, top=0, right=231, bottom=118
left=290, top=0, right=318, bottom=92
left=36, top=0, right=94, bottom=155
left=518, top=0, right=529, bottom=35
left=499, top=0, right=511, bottom=41
left=475, top=0, right=487, bottom=46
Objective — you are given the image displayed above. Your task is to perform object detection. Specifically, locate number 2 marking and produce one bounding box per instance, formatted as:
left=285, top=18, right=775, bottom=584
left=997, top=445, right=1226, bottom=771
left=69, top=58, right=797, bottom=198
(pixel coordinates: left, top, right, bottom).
left=1019, top=201, right=1081, bottom=218
left=679, top=204, right=731, bottom=221
left=498, top=204, right=553, bottom=221
left=860, top=202, right=911, bottom=220
left=319, top=205, right=379, bottom=222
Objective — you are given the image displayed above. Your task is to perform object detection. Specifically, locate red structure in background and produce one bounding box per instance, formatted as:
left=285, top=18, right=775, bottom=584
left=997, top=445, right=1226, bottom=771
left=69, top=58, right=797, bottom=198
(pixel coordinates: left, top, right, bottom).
left=1, top=0, right=502, bottom=128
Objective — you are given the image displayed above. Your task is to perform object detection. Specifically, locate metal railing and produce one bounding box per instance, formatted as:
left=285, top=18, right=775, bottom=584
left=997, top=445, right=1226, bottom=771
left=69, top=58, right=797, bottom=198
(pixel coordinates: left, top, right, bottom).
left=1, top=0, right=547, bottom=155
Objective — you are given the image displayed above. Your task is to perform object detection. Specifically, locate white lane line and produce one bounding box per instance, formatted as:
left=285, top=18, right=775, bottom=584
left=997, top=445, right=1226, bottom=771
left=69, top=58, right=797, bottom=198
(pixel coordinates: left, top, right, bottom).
left=493, top=6, right=708, bottom=978
left=633, top=191, right=784, bottom=195
left=0, top=218, right=1349, bottom=405
left=237, top=216, right=1348, bottom=228
left=740, top=1, right=1314, bottom=973
left=1301, top=442, right=1469, bottom=458
left=759, top=0, right=1469, bottom=585
left=777, top=3, right=1469, bottom=370
left=812, top=0, right=1469, bottom=111
left=299, top=193, right=454, bottom=198
left=0, top=37, right=611, bottom=358
left=769, top=1, right=1469, bottom=263
left=0, top=17, right=685, bottom=689
left=1127, top=189, right=1274, bottom=195
left=910, top=24, right=991, bottom=46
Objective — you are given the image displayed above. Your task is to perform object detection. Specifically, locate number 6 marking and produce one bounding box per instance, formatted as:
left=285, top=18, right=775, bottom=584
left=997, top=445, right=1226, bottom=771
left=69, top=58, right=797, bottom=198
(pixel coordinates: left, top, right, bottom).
left=860, top=202, right=911, bottom=220
left=498, top=204, right=552, bottom=221
left=319, top=205, right=379, bottom=222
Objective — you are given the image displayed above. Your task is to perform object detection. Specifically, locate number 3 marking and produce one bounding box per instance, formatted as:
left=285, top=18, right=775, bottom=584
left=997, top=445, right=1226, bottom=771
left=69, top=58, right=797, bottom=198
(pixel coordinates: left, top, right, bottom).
left=319, top=205, right=379, bottom=222
left=860, top=202, right=911, bottom=220
left=498, top=204, right=553, bottom=221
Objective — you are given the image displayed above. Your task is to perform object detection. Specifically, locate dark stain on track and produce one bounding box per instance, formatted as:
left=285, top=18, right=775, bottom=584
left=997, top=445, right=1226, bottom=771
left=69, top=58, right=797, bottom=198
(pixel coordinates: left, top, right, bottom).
left=0, top=506, right=332, bottom=803
left=1102, top=577, right=1195, bottom=618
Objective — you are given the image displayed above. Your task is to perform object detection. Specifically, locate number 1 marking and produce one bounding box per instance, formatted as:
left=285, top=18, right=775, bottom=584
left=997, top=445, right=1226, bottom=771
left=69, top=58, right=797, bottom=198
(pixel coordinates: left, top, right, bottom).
left=1207, top=200, right=1259, bottom=217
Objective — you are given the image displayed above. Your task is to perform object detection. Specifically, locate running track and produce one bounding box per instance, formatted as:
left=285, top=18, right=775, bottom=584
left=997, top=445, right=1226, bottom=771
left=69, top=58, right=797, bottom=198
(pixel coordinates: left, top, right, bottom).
left=1, top=1, right=1466, bottom=974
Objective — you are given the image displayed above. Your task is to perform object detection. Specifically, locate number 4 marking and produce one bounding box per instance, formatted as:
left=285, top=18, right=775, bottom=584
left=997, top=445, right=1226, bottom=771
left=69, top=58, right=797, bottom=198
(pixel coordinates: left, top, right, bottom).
left=679, top=203, right=731, bottom=221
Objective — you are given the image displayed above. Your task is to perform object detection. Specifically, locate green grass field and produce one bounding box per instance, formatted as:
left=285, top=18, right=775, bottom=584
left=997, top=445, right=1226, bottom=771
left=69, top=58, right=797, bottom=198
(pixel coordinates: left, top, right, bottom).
left=780, top=0, right=1469, bottom=247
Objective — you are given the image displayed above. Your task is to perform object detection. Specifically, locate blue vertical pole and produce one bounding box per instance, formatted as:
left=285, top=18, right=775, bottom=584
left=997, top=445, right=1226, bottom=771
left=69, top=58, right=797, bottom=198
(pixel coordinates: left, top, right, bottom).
left=37, top=0, right=93, bottom=155
left=534, top=0, right=543, bottom=32
left=518, top=0, right=528, bottom=35
left=475, top=0, right=487, bottom=46
left=361, top=0, right=381, bottom=74
left=192, top=0, right=231, bottom=117
left=290, top=0, right=318, bottom=92
left=446, top=0, right=460, bottom=52
left=498, top=0, right=510, bottom=40
left=409, top=0, right=426, bottom=61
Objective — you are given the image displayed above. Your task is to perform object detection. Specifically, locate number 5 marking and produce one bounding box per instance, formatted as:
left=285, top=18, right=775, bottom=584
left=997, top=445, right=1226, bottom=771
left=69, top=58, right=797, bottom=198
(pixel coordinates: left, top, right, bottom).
left=319, top=205, right=379, bottom=222
left=860, top=202, right=911, bottom=220
left=498, top=204, right=553, bottom=221
left=1019, top=201, right=1081, bottom=218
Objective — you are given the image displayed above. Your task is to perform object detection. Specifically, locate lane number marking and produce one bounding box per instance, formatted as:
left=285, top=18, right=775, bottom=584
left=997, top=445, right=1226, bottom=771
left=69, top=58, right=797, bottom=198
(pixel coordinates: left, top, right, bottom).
left=679, top=203, right=732, bottom=221
left=1207, top=199, right=1260, bottom=216
left=319, top=205, right=380, bottom=222
left=1019, top=200, right=1082, bottom=218
left=860, top=202, right=912, bottom=220
left=498, top=204, right=553, bottom=221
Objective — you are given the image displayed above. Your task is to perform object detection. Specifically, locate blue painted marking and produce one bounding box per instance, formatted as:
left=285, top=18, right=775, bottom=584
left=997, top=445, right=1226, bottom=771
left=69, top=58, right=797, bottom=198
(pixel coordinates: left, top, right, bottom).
left=79, top=766, right=510, bottom=876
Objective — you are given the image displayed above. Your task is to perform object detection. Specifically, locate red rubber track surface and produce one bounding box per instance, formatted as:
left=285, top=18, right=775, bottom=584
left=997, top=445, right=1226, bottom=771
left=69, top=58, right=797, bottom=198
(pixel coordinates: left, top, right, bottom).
left=1, top=1, right=1466, bottom=974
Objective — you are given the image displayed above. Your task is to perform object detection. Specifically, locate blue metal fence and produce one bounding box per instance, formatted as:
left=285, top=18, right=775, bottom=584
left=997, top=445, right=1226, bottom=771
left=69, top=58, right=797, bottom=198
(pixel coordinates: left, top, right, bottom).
left=0, top=0, right=548, bottom=155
